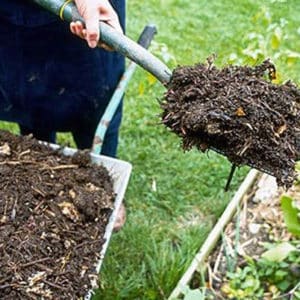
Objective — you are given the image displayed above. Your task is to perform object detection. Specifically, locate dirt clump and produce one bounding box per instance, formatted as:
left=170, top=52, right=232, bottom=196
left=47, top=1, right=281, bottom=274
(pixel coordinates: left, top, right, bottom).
left=161, top=59, right=300, bottom=188
left=0, top=130, right=115, bottom=299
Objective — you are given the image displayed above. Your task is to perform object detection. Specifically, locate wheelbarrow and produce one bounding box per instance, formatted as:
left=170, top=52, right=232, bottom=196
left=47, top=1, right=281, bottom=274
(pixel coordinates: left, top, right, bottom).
left=0, top=17, right=157, bottom=299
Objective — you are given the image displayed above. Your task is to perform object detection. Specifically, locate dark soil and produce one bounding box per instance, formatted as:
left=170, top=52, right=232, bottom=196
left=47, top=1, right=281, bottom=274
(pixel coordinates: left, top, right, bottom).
left=161, top=59, right=300, bottom=188
left=0, top=130, right=115, bottom=299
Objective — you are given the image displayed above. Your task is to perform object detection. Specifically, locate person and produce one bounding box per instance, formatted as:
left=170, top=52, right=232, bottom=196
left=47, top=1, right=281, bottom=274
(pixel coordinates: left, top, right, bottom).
left=0, top=0, right=126, bottom=230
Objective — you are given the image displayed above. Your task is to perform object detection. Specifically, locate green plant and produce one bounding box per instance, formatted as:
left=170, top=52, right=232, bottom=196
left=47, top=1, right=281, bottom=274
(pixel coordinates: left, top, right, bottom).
left=281, top=195, right=300, bottom=236
left=223, top=206, right=241, bottom=273
left=280, top=160, right=300, bottom=236
left=177, top=285, right=216, bottom=300
left=221, top=260, right=264, bottom=300
left=229, top=6, right=300, bottom=71
left=222, top=243, right=300, bottom=299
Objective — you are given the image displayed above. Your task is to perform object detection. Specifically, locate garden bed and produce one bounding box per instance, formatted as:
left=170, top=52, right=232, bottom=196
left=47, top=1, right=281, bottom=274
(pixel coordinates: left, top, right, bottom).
left=170, top=168, right=300, bottom=299
left=0, top=130, right=131, bottom=299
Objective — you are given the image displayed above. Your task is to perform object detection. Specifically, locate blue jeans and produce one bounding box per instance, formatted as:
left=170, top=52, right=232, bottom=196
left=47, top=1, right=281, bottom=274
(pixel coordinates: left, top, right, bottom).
left=0, top=0, right=125, bottom=157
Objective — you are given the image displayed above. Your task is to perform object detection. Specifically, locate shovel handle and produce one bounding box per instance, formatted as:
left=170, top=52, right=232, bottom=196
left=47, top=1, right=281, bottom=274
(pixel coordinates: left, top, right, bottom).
left=32, top=0, right=172, bottom=84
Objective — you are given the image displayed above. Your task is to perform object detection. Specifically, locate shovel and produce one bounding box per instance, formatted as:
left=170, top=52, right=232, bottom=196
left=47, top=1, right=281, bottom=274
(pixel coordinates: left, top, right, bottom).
left=32, top=0, right=298, bottom=186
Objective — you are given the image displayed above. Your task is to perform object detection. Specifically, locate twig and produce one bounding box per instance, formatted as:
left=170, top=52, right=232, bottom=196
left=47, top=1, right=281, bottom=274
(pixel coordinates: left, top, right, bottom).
left=31, top=186, right=46, bottom=197
left=213, top=244, right=224, bottom=274
left=0, top=284, right=12, bottom=290
left=48, top=164, right=78, bottom=170
left=0, top=160, right=78, bottom=171
left=42, top=280, right=68, bottom=291
left=21, top=258, right=51, bottom=268
left=60, top=251, right=72, bottom=272
left=18, top=149, right=31, bottom=158
left=207, top=263, right=213, bottom=288
left=10, top=195, right=18, bottom=221
left=35, top=263, right=53, bottom=273
left=51, top=271, right=71, bottom=277
left=0, top=276, right=12, bottom=285
left=0, top=160, right=38, bottom=165
left=74, top=239, right=100, bottom=250
left=33, top=200, right=45, bottom=211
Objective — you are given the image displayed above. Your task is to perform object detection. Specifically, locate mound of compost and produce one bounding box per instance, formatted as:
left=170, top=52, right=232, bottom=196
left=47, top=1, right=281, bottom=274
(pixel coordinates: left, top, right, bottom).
left=161, top=59, right=300, bottom=187
left=0, top=130, right=115, bottom=299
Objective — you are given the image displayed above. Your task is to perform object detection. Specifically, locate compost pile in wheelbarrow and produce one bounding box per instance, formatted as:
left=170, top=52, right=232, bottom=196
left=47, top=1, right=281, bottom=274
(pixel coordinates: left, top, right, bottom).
left=161, top=59, right=300, bottom=188
left=0, top=130, right=115, bottom=299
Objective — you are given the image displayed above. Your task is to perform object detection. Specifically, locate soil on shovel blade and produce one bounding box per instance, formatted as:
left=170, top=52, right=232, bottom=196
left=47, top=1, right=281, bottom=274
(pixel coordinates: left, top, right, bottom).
left=161, top=59, right=300, bottom=188
left=0, top=130, right=115, bottom=299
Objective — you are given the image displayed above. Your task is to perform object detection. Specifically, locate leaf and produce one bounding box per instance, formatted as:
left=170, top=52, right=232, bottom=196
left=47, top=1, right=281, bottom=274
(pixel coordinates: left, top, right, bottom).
left=281, top=195, right=300, bottom=236
left=236, top=107, right=246, bottom=117
left=285, top=50, right=300, bottom=66
left=183, top=289, right=205, bottom=300
left=276, top=123, right=287, bottom=135
left=294, top=291, right=300, bottom=299
left=276, top=279, right=291, bottom=292
left=271, top=27, right=282, bottom=49
left=285, top=50, right=300, bottom=59
left=271, top=71, right=282, bottom=84
left=261, top=242, right=296, bottom=262
left=271, top=34, right=280, bottom=49
left=274, top=269, right=288, bottom=280
left=138, top=82, right=145, bottom=96
left=147, top=73, right=157, bottom=85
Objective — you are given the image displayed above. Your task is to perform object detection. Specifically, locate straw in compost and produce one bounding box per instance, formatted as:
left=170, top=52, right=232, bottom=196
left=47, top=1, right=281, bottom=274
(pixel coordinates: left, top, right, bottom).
left=0, top=130, right=114, bottom=299
left=161, top=59, right=300, bottom=188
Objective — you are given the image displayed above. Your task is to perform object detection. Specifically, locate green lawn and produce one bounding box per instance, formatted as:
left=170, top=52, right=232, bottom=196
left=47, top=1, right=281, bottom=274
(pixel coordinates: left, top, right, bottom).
left=1, top=0, right=299, bottom=299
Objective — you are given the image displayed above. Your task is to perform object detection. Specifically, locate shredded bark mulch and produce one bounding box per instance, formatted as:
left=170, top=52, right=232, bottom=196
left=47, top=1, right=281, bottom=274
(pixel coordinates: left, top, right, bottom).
left=161, top=59, right=300, bottom=188
left=0, top=130, right=115, bottom=299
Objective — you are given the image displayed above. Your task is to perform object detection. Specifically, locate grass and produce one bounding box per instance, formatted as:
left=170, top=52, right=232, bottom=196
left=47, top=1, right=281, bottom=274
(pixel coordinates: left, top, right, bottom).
left=1, top=0, right=299, bottom=299
left=98, top=1, right=300, bottom=299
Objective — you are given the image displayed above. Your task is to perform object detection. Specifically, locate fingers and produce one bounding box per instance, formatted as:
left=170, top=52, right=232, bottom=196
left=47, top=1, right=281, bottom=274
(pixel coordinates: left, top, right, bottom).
left=70, top=21, right=87, bottom=40
left=72, top=0, right=123, bottom=49
left=71, top=21, right=112, bottom=50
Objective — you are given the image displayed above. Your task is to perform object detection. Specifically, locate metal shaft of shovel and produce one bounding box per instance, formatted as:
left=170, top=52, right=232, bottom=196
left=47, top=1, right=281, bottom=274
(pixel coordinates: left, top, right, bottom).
left=31, top=0, right=172, bottom=84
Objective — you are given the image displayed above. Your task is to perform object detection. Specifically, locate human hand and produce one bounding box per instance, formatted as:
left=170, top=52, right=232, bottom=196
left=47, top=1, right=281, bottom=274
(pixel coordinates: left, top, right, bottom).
left=70, top=0, right=123, bottom=49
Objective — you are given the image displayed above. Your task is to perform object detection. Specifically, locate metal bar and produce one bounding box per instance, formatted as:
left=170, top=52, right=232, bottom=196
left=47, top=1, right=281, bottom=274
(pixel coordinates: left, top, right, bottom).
left=92, top=25, right=157, bottom=154
left=224, top=164, right=237, bottom=191
left=92, top=62, right=137, bottom=155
